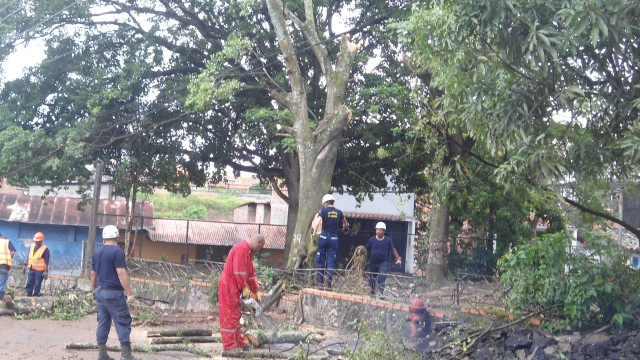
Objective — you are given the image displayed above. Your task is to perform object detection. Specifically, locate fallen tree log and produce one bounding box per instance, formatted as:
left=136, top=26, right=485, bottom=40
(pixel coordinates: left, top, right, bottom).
left=0, top=296, right=54, bottom=315
left=245, top=329, right=322, bottom=346
left=149, top=335, right=221, bottom=345
left=146, top=329, right=212, bottom=337
left=220, top=349, right=290, bottom=359
left=261, top=280, right=285, bottom=313
left=65, top=342, right=213, bottom=357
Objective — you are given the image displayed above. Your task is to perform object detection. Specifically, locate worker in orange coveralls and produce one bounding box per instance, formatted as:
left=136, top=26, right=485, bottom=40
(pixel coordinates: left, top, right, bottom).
left=218, top=234, right=265, bottom=354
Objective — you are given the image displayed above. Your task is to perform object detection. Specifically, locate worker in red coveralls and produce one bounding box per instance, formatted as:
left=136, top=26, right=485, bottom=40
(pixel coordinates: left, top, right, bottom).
left=218, top=234, right=265, bottom=354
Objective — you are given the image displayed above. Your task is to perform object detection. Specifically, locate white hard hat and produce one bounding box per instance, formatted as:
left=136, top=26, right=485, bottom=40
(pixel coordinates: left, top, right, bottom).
left=322, top=194, right=335, bottom=204
left=375, top=222, right=386, bottom=230
left=102, top=225, right=119, bottom=240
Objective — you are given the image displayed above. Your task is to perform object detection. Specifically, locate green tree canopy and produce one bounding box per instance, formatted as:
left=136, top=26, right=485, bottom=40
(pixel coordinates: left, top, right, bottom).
left=399, top=0, right=640, bottom=242
left=0, top=0, right=425, bottom=265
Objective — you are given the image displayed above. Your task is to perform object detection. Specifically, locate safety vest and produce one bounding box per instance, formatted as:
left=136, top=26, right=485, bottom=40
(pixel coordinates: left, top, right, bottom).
left=28, top=243, right=47, bottom=271
left=0, top=239, right=11, bottom=267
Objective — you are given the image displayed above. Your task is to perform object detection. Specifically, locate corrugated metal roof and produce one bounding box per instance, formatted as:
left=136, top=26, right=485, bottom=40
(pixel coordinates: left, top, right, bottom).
left=149, top=219, right=286, bottom=250
left=344, top=211, right=406, bottom=221
left=0, top=193, right=154, bottom=230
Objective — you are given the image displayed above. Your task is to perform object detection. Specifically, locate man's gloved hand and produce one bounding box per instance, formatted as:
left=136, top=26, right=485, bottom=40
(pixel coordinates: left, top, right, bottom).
left=395, top=257, right=402, bottom=265
left=42, top=271, right=48, bottom=280
left=250, top=292, right=261, bottom=302
left=127, top=294, right=135, bottom=304
left=242, top=286, right=250, bottom=298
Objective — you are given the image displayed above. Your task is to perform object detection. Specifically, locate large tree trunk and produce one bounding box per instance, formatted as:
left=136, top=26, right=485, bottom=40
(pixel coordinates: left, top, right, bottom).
left=265, top=0, right=358, bottom=270
left=124, top=183, right=138, bottom=258
left=280, top=157, right=300, bottom=263
left=425, top=129, right=467, bottom=282
left=426, top=201, right=449, bottom=283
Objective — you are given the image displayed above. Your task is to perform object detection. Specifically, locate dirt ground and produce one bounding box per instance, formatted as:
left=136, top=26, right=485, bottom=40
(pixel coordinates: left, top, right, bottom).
left=0, top=301, right=349, bottom=360
left=0, top=313, right=223, bottom=360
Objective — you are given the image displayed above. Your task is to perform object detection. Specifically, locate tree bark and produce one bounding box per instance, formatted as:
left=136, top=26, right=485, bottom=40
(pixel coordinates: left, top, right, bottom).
left=149, top=336, right=220, bottom=344
left=146, top=329, right=213, bottom=337
left=0, top=296, right=55, bottom=315
left=426, top=201, right=449, bottom=284
left=265, top=0, right=359, bottom=271
left=65, top=342, right=213, bottom=357
left=245, top=329, right=322, bottom=346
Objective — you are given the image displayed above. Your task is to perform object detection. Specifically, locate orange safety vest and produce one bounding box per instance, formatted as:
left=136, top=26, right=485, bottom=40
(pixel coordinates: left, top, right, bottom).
left=28, top=243, right=47, bottom=271
left=0, top=239, right=11, bottom=267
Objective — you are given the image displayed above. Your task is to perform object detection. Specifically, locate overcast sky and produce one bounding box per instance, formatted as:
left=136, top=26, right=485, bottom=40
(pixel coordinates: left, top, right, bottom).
left=1, top=41, right=45, bottom=84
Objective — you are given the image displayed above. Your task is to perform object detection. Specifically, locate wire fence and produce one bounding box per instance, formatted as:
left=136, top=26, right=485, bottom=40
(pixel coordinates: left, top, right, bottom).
left=9, top=251, right=510, bottom=312
left=124, top=258, right=434, bottom=301
left=12, top=252, right=83, bottom=276
left=127, top=258, right=224, bottom=283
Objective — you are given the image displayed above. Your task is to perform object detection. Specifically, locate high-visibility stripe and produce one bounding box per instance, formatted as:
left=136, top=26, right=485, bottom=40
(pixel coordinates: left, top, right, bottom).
left=0, top=239, right=11, bottom=267
left=220, top=328, right=237, bottom=333
left=234, top=271, right=247, bottom=275
left=28, top=244, right=47, bottom=271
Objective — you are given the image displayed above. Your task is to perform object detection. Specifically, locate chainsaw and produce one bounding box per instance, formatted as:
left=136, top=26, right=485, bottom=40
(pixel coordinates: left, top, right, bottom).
left=239, top=293, right=278, bottom=338
left=241, top=297, right=264, bottom=317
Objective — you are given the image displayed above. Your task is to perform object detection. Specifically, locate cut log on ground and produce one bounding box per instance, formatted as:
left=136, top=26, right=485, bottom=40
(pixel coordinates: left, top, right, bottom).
left=220, top=349, right=290, bottom=359
left=0, top=296, right=55, bottom=315
left=65, top=342, right=213, bottom=357
left=149, top=335, right=221, bottom=345
left=245, top=329, right=322, bottom=346
left=147, top=329, right=213, bottom=337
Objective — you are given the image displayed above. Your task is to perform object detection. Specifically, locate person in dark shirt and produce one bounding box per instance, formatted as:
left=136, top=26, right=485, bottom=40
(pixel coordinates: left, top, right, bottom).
left=91, top=225, right=136, bottom=360
left=365, top=222, right=401, bottom=297
left=25, top=232, right=50, bottom=296
left=0, top=233, right=16, bottom=302
left=316, top=194, right=349, bottom=290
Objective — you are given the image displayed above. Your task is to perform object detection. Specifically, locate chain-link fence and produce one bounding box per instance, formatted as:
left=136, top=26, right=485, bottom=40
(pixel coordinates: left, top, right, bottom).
left=127, top=258, right=224, bottom=283
left=12, top=252, right=83, bottom=276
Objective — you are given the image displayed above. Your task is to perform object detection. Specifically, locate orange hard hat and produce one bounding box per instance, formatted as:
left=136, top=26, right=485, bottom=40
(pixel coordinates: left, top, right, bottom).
left=33, top=232, right=45, bottom=241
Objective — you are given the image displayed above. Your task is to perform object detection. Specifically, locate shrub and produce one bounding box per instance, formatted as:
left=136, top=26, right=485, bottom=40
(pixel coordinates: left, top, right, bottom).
left=498, top=231, right=640, bottom=329
left=50, top=291, right=93, bottom=320
left=208, top=272, right=220, bottom=305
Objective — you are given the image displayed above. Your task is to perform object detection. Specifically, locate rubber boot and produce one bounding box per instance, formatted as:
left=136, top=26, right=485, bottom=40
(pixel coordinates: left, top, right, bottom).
left=97, top=344, right=114, bottom=360
left=120, top=344, right=137, bottom=360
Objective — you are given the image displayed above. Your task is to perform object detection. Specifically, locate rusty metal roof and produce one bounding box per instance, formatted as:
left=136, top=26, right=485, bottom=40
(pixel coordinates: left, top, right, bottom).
left=149, top=219, right=286, bottom=250
left=0, top=193, right=154, bottom=230
left=344, top=211, right=405, bottom=221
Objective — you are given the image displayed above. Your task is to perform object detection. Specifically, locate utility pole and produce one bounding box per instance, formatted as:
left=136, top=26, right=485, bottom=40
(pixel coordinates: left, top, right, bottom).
left=84, top=159, right=104, bottom=279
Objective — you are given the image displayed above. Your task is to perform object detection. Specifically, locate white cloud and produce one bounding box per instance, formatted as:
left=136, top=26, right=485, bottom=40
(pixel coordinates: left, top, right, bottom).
left=1, top=40, right=46, bottom=83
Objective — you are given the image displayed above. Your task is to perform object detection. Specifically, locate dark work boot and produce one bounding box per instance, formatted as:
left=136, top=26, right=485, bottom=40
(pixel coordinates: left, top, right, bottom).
left=97, top=344, right=114, bottom=360
left=120, top=344, right=137, bottom=360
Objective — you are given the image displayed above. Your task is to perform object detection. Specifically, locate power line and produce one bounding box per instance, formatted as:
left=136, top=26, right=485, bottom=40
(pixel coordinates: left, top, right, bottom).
left=0, top=0, right=20, bottom=14
left=4, top=0, right=85, bottom=47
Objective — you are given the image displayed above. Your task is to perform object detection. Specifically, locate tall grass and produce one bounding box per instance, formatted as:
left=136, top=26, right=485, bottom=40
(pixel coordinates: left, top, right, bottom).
left=145, top=192, right=249, bottom=221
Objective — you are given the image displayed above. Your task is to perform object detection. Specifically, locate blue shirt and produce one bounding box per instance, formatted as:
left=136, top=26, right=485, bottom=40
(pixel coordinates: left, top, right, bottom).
left=319, top=207, right=344, bottom=233
left=366, top=235, right=395, bottom=263
left=92, top=245, right=127, bottom=290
